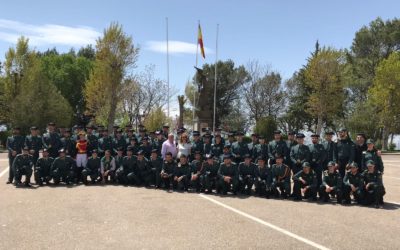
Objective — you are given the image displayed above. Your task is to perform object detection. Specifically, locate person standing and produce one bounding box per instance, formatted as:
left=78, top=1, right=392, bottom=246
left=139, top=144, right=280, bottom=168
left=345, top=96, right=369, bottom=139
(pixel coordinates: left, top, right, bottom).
left=6, top=127, right=25, bottom=184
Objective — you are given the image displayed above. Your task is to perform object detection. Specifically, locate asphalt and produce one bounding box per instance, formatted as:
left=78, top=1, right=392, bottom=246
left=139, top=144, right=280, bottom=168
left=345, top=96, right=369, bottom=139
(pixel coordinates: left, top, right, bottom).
left=0, top=153, right=399, bottom=250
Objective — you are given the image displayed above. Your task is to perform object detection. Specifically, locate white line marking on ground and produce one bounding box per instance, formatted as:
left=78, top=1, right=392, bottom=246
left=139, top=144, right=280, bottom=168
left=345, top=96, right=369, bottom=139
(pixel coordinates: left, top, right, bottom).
left=385, top=176, right=400, bottom=180
left=199, top=194, right=331, bottom=250
left=387, top=201, right=400, bottom=206
left=0, top=168, right=8, bottom=178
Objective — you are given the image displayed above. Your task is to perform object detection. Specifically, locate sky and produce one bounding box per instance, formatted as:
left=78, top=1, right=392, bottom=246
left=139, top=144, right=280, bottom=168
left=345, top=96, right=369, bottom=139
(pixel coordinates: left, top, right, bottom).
left=0, top=0, right=399, bottom=116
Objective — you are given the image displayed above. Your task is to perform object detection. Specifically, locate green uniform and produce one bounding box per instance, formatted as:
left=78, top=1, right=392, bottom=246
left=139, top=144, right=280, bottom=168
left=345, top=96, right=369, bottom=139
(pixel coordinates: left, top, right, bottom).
left=116, top=156, right=137, bottom=185
left=290, top=144, right=311, bottom=174
left=190, top=159, right=204, bottom=192
left=61, top=136, right=77, bottom=157
left=13, top=153, right=34, bottom=184
left=211, top=143, right=224, bottom=160
left=161, top=160, right=176, bottom=189
left=136, top=158, right=151, bottom=186
left=113, top=136, right=127, bottom=155
left=292, top=170, right=317, bottom=200
left=361, top=150, right=384, bottom=172
left=217, top=162, right=239, bottom=194
left=268, top=140, right=289, bottom=165
left=319, top=170, right=342, bottom=202
left=202, top=160, right=220, bottom=192
left=343, top=171, right=364, bottom=203
left=98, top=136, right=114, bottom=156
left=42, top=132, right=62, bottom=158
left=173, top=162, right=190, bottom=191
left=308, top=142, right=327, bottom=189
left=152, top=139, right=165, bottom=155
left=238, top=162, right=257, bottom=194
left=254, top=164, right=272, bottom=197
left=51, top=156, right=76, bottom=184
left=87, top=133, right=99, bottom=156
left=336, top=138, right=355, bottom=177
left=101, top=156, right=116, bottom=182
left=322, top=140, right=337, bottom=168
left=362, top=170, right=385, bottom=206
left=35, top=156, right=54, bottom=185
left=25, top=135, right=43, bottom=163
left=271, top=163, right=291, bottom=197
left=232, top=141, right=249, bottom=164
left=82, top=156, right=101, bottom=183
left=253, top=143, right=268, bottom=162
left=149, top=156, right=163, bottom=188
left=6, top=135, right=25, bottom=183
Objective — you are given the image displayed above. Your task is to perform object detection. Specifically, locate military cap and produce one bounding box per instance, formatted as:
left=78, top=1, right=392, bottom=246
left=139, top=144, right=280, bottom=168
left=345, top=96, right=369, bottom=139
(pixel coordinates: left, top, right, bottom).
left=192, top=131, right=200, bottom=136
left=288, top=131, right=296, bottom=135
left=139, top=128, right=147, bottom=133
left=87, top=125, right=97, bottom=130
left=302, top=162, right=311, bottom=168
left=58, top=148, right=65, bottom=153
left=138, top=124, right=145, bottom=128
left=137, top=150, right=144, bottom=155
left=310, top=133, right=320, bottom=138
left=180, top=154, right=187, bottom=158
left=116, top=128, right=123, bottom=133
left=350, top=162, right=358, bottom=168
left=215, top=127, right=222, bottom=132
left=91, top=149, right=98, bottom=154
left=47, top=122, right=56, bottom=126
left=366, top=160, right=375, bottom=166
left=117, top=147, right=124, bottom=151
left=257, top=156, right=267, bottom=162
left=128, top=129, right=135, bottom=132
left=228, top=132, right=235, bottom=137
left=162, top=124, right=170, bottom=129
left=273, top=130, right=282, bottom=134
left=194, top=150, right=202, bottom=155
left=22, top=146, right=29, bottom=151
left=258, top=135, right=265, bottom=140
left=236, top=131, right=244, bottom=136
left=165, top=152, right=173, bottom=157
left=126, top=146, right=133, bottom=152
left=64, top=128, right=71, bottom=133
left=141, top=136, right=149, bottom=141
left=30, top=126, right=38, bottom=130
left=338, top=128, right=347, bottom=132
left=130, top=137, right=138, bottom=142
left=223, top=144, right=231, bottom=149
left=296, top=133, right=305, bottom=138
left=275, top=153, right=284, bottom=159
left=155, top=131, right=161, bottom=135
left=366, top=139, right=375, bottom=144
left=223, top=154, right=232, bottom=160
left=327, top=161, right=336, bottom=167
left=203, top=133, right=211, bottom=138
left=325, top=131, right=335, bottom=135
left=205, top=154, right=214, bottom=159
left=151, top=149, right=158, bottom=153
left=43, top=148, right=49, bottom=153
left=244, top=154, right=252, bottom=159
left=251, top=133, right=258, bottom=137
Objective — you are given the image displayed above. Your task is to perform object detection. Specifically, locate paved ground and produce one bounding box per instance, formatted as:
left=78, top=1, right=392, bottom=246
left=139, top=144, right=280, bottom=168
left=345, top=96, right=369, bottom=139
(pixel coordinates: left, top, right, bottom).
left=0, top=153, right=399, bottom=250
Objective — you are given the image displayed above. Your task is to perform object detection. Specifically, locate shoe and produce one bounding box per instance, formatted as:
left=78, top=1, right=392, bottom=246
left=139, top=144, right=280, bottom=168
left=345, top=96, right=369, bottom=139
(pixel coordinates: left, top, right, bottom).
left=6, top=180, right=12, bottom=184
left=24, top=182, right=32, bottom=187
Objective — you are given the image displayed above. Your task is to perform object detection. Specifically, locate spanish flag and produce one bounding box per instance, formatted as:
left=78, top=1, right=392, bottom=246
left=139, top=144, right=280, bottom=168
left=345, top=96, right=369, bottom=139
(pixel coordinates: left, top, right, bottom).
left=198, top=24, right=205, bottom=59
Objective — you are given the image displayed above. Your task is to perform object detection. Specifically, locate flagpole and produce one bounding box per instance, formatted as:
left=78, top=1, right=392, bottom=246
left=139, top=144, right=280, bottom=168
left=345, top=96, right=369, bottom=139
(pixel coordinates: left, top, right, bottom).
left=213, top=24, right=219, bottom=133
left=193, top=20, right=199, bottom=131
left=166, top=17, right=170, bottom=118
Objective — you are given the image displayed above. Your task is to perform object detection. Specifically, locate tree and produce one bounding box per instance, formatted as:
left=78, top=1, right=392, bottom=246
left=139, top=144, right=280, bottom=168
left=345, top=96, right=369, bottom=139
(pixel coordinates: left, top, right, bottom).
left=243, top=61, right=285, bottom=123
left=253, top=116, right=277, bottom=141
left=143, top=107, right=172, bottom=132
left=85, top=22, right=139, bottom=133
left=304, top=47, right=346, bottom=134
left=121, top=65, right=169, bottom=126
left=220, top=99, right=249, bottom=133
left=177, top=95, right=186, bottom=128
left=369, top=52, right=400, bottom=149
left=187, top=60, right=249, bottom=127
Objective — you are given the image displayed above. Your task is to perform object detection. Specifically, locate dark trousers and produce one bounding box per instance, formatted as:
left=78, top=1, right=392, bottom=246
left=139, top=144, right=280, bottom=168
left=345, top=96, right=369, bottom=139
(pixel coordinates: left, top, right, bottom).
left=293, top=181, right=316, bottom=199
left=337, top=159, right=349, bottom=178
left=343, top=185, right=364, bottom=203
left=173, top=176, right=188, bottom=191
left=203, top=175, right=218, bottom=191
left=14, top=167, right=33, bottom=183
left=255, top=179, right=271, bottom=197
left=364, top=185, right=385, bottom=205
left=271, top=180, right=291, bottom=197
left=190, top=175, right=202, bottom=191
left=34, top=167, right=52, bottom=184
left=218, top=177, right=238, bottom=194
left=239, top=176, right=255, bottom=193
left=319, top=185, right=342, bottom=202
left=161, top=175, right=174, bottom=189
left=8, top=156, right=16, bottom=182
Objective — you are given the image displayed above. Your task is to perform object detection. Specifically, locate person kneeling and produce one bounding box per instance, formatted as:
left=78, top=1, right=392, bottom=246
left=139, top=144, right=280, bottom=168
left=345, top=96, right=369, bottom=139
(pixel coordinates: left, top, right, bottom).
left=362, top=160, right=385, bottom=208
left=82, top=150, right=101, bottom=185
left=217, top=154, right=239, bottom=195
left=255, top=157, right=272, bottom=198
left=319, top=161, right=342, bottom=203
left=238, top=154, right=257, bottom=195
left=292, top=162, right=317, bottom=201
left=173, top=154, right=190, bottom=191
left=271, top=154, right=291, bottom=199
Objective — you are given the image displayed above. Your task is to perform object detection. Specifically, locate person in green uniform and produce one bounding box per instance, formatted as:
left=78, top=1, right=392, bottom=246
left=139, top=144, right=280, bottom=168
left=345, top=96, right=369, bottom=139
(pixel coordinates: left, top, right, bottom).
left=292, top=162, right=317, bottom=201
left=42, top=122, right=62, bottom=159
left=219, top=145, right=232, bottom=163
left=232, top=132, right=249, bottom=164
left=308, top=133, right=327, bottom=196
left=6, top=127, right=25, bottom=184
left=51, top=148, right=76, bottom=185
left=13, top=147, right=34, bottom=187
left=190, top=151, right=204, bottom=192
left=86, top=125, right=99, bottom=157
left=202, top=154, right=220, bottom=194
left=100, top=149, right=116, bottom=183
left=253, top=136, right=268, bottom=162
left=342, top=162, right=364, bottom=204
left=116, top=147, right=138, bottom=185
left=254, top=157, right=272, bottom=198
left=362, top=160, right=385, bottom=208
left=25, top=126, right=43, bottom=164
left=268, top=130, right=289, bottom=167
left=211, top=134, right=224, bottom=161
left=149, top=149, right=163, bottom=188
left=238, top=154, right=257, bottom=195
left=336, top=128, right=355, bottom=178
left=247, top=133, right=259, bottom=158
left=217, top=154, right=239, bottom=195
left=113, top=129, right=127, bottom=155
left=61, top=129, right=76, bottom=158
left=322, top=131, right=337, bottom=171
left=202, top=133, right=213, bottom=155
left=319, top=161, right=342, bottom=203
left=98, top=129, right=114, bottom=157
left=152, top=131, right=165, bottom=156
left=82, top=150, right=101, bottom=184
left=290, top=133, right=311, bottom=175
left=35, top=148, right=54, bottom=186
left=173, top=154, right=190, bottom=191
left=271, top=153, right=291, bottom=198
left=160, top=152, right=176, bottom=190
left=191, top=131, right=204, bottom=160
left=136, top=150, right=151, bottom=186
left=361, top=139, right=384, bottom=173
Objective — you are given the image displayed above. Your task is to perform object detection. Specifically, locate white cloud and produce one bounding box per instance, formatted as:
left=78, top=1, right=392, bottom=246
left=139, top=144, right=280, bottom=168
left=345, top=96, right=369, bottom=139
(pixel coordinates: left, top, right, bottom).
left=146, top=40, right=213, bottom=55
left=0, top=19, right=101, bottom=47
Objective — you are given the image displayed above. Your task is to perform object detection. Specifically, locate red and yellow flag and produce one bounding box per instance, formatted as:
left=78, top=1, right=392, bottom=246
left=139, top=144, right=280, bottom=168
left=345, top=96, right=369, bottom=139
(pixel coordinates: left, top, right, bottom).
left=198, top=24, right=205, bottom=59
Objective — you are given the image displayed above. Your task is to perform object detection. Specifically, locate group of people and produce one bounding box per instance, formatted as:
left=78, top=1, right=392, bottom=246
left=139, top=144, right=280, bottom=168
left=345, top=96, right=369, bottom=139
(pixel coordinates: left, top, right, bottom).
left=6, top=122, right=386, bottom=208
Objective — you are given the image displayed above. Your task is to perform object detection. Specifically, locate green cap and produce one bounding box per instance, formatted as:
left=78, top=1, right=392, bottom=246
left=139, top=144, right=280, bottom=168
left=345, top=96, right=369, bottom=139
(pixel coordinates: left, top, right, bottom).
left=366, top=139, right=374, bottom=144
left=302, top=162, right=311, bottom=168
left=366, top=160, right=375, bottom=166
left=327, top=161, right=336, bottom=167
